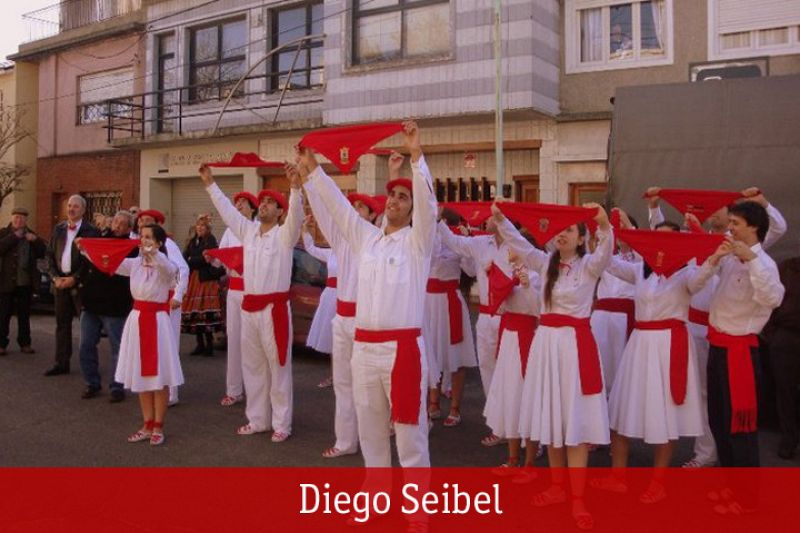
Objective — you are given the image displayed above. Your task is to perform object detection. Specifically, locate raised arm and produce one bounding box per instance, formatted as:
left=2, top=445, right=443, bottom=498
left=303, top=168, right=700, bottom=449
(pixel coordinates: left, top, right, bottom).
left=153, top=249, right=179, bottom=280
left=437, top=221, right=479, bottom=261
left=645, top=187, right=664, bottom=229
left=494, top=213, right=548, bottom=271
left=763, top=203, right=787, bottom=250
left=605, top=254, right=638, bottom=284
left=404, top=122, right=437, bottom=257
left=302, top=230, right=331, bottom=263
left=278, top=186, right=304, bottom=248
left=586, top=228, right=614, bottom=278
left=166, top=238, right=189, bottom=304
left=200, top=164, right=251, bottom=241
left=303, top=179, right=345, bottom=253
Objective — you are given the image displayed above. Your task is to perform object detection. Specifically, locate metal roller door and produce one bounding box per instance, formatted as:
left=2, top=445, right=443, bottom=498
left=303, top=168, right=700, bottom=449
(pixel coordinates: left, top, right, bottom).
left=169, top=175, right=243, bottom=242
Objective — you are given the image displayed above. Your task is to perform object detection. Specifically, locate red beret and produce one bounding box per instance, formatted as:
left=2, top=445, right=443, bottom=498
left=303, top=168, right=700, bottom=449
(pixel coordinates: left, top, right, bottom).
left=137, top=209, right=165, bottom=225
left=386, top=178, right=413, bottom=196
left=233, top=191, right=258, bottom=210
left=258, top=190, right=288, bottom=211
left=347, top=193, right=380, bottom=214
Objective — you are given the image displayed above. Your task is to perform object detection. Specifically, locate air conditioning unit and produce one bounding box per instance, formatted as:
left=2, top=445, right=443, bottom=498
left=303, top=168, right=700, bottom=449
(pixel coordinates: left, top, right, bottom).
left=689, top=58, right=768, bottom=82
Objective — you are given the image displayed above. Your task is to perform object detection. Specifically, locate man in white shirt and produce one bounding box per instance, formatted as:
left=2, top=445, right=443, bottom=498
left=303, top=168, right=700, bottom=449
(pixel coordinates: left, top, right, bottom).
left=200, top=164, right=303, bottom=443
left=296, top=121, right=436, bottom=468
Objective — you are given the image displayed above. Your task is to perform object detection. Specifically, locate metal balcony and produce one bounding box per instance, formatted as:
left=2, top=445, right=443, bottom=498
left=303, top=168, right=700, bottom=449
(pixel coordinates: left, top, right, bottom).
left=22, top=0, right=142, bottom=43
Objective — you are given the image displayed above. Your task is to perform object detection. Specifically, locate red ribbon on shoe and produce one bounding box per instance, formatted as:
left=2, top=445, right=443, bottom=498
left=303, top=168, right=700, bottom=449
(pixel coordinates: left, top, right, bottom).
left=133, top=300, right=170, bottom=377
left=707, top=326, right=759, bottom=433
left=634, top=319, right=689, bottom=405
left=354, top=327, right=423, bottom=425
left=426, top=278, right=463, bottom=345
left=79, top=238, right=140, bottom=275
left=241, top=292, right=291, bottom=366
left=205, top=246, right=244, bottom=275
left=539, top=314, right=603, bottom=395
left=495, top=312, right=538, bottom=377
left=594, top=298, right=635, bottom=338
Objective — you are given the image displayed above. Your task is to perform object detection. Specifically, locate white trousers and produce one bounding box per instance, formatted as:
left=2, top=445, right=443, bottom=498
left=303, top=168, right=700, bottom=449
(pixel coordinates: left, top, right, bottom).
left=475, top=313, right=502, bottom=397
left=352, top=337, right=430, bottom=467
left=225, top=289, right=244, bottom=397
left=240, top=304, right=293, bottom=433
left=690, top=325, right=718, bottom=463
left=169, top=307, right=181, bottom=403
left=331, top=314, right=359, bottom=453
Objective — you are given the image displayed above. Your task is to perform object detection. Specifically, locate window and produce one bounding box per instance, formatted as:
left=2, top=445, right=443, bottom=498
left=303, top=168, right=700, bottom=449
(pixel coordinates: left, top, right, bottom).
left=82, top=190, right=123, bottom=220
left=156, top=33, right=177, bottom=133
left=566, top=0, right=673, bottom=73
left=709, top=0, right=800, bottom=60
left=270, top=2, right=324, bottom=92
left=352, top=0, right=451, bottom=66
left=189, top=17, right=247, bottom=102
left=570, top=183, right=607, bottom=206
left=77, top=67, right=134, bottom=125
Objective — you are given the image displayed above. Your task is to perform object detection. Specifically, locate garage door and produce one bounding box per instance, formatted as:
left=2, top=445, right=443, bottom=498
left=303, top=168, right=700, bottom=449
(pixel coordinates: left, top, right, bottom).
left=169, top=175, right=243, bottom=243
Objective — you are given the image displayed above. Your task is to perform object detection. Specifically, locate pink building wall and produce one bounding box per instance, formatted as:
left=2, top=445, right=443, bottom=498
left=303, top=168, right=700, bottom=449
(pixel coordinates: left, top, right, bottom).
left=37, top=33, right=145, bottom=157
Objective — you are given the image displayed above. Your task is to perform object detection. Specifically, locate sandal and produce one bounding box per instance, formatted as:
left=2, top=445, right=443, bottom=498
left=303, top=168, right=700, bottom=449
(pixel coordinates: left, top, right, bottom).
left=511, top=466, right=538, bottom=484
left=532, top=485, right=567, bottom=507
left=127, top=420, right=153, bottom=443
left=572, top=498, right=594, bottom=531
left=428, top=402, right=442, bottom=420
left=322, top=447, right=356, bottom=458
left=443, top=413, right=461, bottom=427
left=589, top=475, right=628, bottom=494
left=639, top=481, right=666, bottom=504
left=237, top=424, right=266, bottom=435
left=271, top=431, right=291, bottom=443
left=317, top=376, right=333, bottom=388
left=480, top=433, right=505, bottom=447
left=150, top=422, right=165, bottom=446
left=220, top=394, right=244, bottom=407
left=491, top=458, right=520, bottom=477
left=683, top=457, right=714, bottom=468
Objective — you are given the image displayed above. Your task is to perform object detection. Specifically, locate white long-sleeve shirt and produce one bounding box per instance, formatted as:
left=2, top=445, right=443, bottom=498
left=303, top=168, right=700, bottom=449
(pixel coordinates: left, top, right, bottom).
left=496, top=217, right=614, bottom=317
left=206, top=182, right=303, bottom=295
left=305, top=156, right=437, bottom=330
left=117, top=251, right=179, bottom=303
left=165, top=237, right=189, bottom=303
left=302, top=231, right=339, bottom=279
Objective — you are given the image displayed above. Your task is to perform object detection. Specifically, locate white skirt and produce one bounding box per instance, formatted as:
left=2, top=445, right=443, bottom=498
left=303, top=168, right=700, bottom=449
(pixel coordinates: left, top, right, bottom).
left=306, top=286, right=336, bottom=354
left=115, top=310, right=184, bottom=393
left=608, top=328, right=703, bottom=444
left=519, top=325, right=610, bottom=447
left=423, top=290, right=477, bottom=387
left=483, top=330, right=526, bottom=439
left=590, top=310, right=629, bottom=392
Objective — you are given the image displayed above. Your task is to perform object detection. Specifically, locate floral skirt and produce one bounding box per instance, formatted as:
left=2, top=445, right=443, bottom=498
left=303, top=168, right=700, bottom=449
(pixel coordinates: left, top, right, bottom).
left=180, top=270, right=224, bottom=334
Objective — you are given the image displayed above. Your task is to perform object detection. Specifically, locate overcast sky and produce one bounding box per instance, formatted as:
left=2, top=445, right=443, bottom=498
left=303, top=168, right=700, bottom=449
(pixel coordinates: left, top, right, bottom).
left=0, top=0, right=58, bottom=60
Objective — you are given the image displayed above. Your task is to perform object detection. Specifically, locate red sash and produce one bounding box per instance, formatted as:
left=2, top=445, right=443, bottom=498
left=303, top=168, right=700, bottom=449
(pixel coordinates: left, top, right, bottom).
left=594, top=298, right=635, bottom=338
left=336, top=299, right=356, bottom=317
left=478, top=304, right=501, bottom=316
left=133, top=300, right=170, bottom=377
left=707, top=326, right=759, bottom=433
left=241, top=292, right=291, bottom=366
left=496, top=312, right=537, bottom=378
left=354, top=328, right=423, bottom=425
left=688, top=307, right=709, bottom=327
left=426, top=278, right=463, bottom=345
left=326, top=277, right=337, bottom=288
left=539, top=314, right=602, bottom=395
left=228, top=277, right=244, bottom=291
left=634, top=319, right=689, bottom=405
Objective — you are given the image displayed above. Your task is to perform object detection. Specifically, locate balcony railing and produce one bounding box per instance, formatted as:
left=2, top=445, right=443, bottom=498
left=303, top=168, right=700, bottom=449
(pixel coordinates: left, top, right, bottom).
left=22, top=0, right=142, bottom=43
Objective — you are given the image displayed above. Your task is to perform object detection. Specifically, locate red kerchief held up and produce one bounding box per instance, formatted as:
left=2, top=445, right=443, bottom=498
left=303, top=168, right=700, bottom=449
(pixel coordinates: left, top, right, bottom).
left=497, top=202, right=599, bottom=246
left=486, top=263, right=520, bottom=316
left=298, top=122, right=404, bottom=173
left=442, top=202, right=493, bottom=227
left=79, top=238, right=140, bottom=275
left=207, top=152, right=284, bottom=168
left=205, top=246, right=244, bottom=275
left=643, top=189, right=744, bottom=223
left=616, top=229, right=724, bottom=277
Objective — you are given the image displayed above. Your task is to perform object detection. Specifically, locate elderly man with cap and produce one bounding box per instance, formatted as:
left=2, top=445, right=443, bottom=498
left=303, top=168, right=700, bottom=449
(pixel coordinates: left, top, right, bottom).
left=135, top=209, right=189, bottom=406
left=0, top=207, right=46, bottom=356
left=199, top=164, right=303, bottom=442
left=296, top=120, right=436, bottom=470
left=301, top=155, right=392, bottom=459
left=45, top=195, right=100, bottom=376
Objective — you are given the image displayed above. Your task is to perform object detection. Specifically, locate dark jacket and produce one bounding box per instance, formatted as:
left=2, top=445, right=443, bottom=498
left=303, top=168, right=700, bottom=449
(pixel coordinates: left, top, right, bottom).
left=47, top=220, right=100, bottom=279
left=0, top=224, right=47, bottom=293
left=184, top=233, right=224, bottom=282
left=75, top=233, right=136, bottom=317
left=765, top=257, right=800, bottom=336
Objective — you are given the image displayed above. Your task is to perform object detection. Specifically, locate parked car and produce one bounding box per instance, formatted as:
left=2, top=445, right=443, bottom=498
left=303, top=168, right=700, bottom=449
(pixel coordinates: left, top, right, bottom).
left=289, top=245, right=327, bottom=346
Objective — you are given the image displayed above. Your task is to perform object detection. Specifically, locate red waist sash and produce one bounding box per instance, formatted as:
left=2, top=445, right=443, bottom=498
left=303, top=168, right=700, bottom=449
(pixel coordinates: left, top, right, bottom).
left=326, top=277, right=337, bottom=288
left=133, top=300, right=170, bottom=377
left=241, top=292, right=291, bottom=366
left=354, top=327, right=423, bottom=425
left=479, top=304, right=502, bottom=316
left=634, top=319, right=689, bottom=405
left=496, top=312, right=538, bottom=378
left=228, top=276, right=244, bottom=291
left=426, top=278, right=463, bottom=344
left=688, top=307, right=709, bottom=327
left=594, top=298, right=635, bottom=338
left=539, top=314, right=602, bottom=395
left=336, top=299, right=356, bottom=317
left=707, top=325, right=759, bottom=434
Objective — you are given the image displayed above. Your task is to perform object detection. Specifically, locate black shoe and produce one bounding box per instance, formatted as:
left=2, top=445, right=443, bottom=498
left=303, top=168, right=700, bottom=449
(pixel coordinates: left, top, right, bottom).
left=109, top=389, right=125, bottom=403
left=81, top=386, right=101, bottom=399
left=44, top=364, right=69, bottom=376
left=778, top=440, right=797, bottom=460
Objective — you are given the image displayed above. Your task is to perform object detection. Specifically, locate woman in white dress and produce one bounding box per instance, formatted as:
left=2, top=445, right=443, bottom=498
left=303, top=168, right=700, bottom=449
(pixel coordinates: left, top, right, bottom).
left=114, top=225, right=183, bottom=446
left=302, top=216, right=338, bottom=359
left=491, top=203, right=612, bottom=531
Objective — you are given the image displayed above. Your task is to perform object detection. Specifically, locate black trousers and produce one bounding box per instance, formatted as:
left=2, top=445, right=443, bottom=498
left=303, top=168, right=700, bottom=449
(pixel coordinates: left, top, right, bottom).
left=54, top=287, right=81, bottom=367
left=768, top=328, right=800, bottom=448
left=0, top=286, right=33, bottom=349
left=707, top=344, right=761, bottom=467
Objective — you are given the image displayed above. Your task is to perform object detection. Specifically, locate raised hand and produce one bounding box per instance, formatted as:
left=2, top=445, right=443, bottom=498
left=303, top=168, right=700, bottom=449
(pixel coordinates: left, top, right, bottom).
left=584, top=202, right=610, bottom=230
left=645, top=186, right=661, bottom=208
left=740, top=187, right=767, bottom=207
left=402, top=120, right=422, bottom=161
left=388, top=151, right=405, bottom=179
left=199, top=164, right=214, bottom=186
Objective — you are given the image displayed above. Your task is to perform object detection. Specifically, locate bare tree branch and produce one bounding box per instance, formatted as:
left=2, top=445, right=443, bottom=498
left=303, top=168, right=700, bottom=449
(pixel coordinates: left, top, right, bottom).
left=0, top=108, right=32, bottom=209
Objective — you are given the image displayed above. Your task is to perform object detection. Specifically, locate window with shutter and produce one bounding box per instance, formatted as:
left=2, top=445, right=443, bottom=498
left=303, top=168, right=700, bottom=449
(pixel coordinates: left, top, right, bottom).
left=77, top=67, right=135, bottom=125
left=709, top=0, right=800, bottom=59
